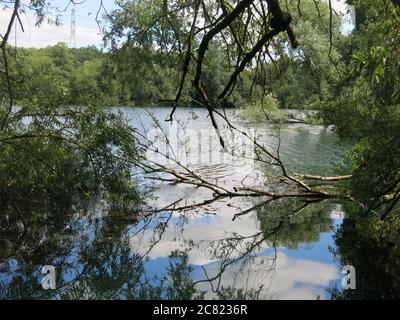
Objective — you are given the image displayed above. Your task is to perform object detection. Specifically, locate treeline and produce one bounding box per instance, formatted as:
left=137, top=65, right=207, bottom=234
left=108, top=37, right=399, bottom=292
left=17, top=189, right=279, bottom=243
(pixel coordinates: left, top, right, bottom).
left=6, top=44, right=118, bottom=107
left=5, top=41, right=333, bottom=111
left=7, top=43, right=254, bottom=108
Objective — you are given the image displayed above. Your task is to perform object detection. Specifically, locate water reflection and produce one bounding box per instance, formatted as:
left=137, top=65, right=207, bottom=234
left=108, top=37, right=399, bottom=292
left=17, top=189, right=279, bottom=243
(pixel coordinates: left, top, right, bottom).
left=1, top=107, right=398, bottom=300
left=0, top=193, right=342, bottom=299
left=257, top=199, right=334, bottom=249
left=0, top=195, right=202, bottom=300
left=330, top=203, right=400, bottom=299
left=186, top=199, right=342, bottom=300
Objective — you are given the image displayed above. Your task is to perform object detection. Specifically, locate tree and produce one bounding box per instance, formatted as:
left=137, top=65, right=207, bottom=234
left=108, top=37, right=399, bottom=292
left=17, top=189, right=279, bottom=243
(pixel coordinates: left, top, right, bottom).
left=106, top=0, right=302, bottom=144
left=322, top=0, right=400, bottom=217
left=0, top=1, right=140, bottom=213
left=106, top=0, right=400, bottom=219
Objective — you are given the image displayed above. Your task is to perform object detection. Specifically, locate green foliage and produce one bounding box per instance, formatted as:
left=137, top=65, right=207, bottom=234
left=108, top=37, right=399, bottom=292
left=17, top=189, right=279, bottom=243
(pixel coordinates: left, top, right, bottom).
left=257, top=199, right=334, bottom=249
left=163, top=250, right=205, bottom=300
left=0, top=29, right=153, bottom=212
left=0, top=45, right=140, bottom=210
left=58, top=249, right=205, bottom=300
left=107, top=46, right=182, bottom=106
left=330, top=202, right=400, bottom=299
left=322, top=0, right=400, bottom=205
left=3, top=43, right=117, bottom=107
left=241, top=95, right=285, bottom=123
left=104, top=1, right=278, bottom=108
left=0, top=103, right=140, bottom=208
left=253, top=0, right=343, bottom=110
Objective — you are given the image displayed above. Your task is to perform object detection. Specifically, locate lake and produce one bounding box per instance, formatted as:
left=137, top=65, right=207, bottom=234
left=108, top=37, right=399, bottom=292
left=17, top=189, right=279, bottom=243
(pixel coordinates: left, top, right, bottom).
left=0, top=107, right=392, bottom=300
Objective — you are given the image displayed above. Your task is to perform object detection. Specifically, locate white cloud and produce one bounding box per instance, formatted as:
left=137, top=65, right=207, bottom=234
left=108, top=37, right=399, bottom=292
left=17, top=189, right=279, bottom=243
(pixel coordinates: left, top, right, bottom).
left=0, top=8, right=102, bottom=48
left=129, top=211, right=341, bottom=299
left=196, top=253, right=340, bottom=300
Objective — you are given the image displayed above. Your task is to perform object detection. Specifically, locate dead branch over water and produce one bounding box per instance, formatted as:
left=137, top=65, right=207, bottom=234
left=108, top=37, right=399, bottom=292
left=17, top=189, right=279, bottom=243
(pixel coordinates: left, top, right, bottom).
left=134, top=108, right=353, bottom=221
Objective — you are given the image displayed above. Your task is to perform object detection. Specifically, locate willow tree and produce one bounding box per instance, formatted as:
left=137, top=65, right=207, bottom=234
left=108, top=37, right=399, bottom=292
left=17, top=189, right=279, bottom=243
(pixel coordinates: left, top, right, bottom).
left=0, top=1, right=140, bottom=215
left=322, top=0, right=400, bottom=219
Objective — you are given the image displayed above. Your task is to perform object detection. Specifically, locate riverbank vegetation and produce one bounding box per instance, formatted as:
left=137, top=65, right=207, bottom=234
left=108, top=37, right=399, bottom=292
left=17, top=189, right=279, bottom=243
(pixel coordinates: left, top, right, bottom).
left=1, top=0, right=399, bottom=228
left=1, top=0, right=399, bottom=226
left=1, top=0, right=400, bottom=300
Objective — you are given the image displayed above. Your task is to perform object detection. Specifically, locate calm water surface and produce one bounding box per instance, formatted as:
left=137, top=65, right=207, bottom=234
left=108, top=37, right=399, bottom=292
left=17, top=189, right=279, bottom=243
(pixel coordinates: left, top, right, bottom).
left=0, top=107, right=377, bottom=300
left=126, top=107, right=347, bottom=300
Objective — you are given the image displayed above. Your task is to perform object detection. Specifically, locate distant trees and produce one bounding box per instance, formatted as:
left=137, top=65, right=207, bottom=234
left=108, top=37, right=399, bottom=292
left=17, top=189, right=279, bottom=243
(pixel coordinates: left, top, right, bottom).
left=5, top=42, right=275, bottom=108
left=5, top=44, right=113, bottom=107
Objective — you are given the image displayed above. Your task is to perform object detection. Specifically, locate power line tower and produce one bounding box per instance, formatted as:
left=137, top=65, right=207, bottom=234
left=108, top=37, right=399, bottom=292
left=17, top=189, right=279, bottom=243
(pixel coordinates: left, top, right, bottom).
left=69, top=3, right=76, bottom=48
